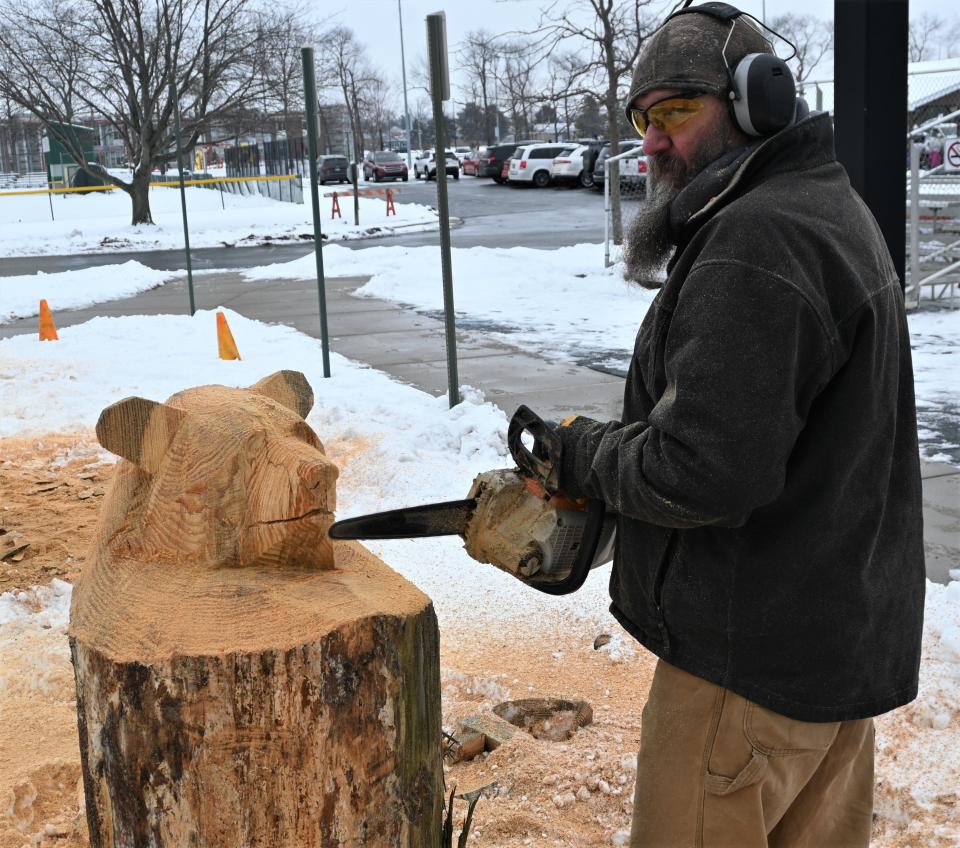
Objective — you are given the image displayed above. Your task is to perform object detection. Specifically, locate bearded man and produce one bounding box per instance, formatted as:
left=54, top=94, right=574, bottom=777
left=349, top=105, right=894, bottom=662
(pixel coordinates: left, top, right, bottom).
left=551, top=4, right=925, bottom=846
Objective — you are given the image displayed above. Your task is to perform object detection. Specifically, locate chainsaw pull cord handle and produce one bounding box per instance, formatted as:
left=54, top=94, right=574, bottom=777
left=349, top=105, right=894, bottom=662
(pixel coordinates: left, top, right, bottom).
left=507, top=405, right=562, bottom=494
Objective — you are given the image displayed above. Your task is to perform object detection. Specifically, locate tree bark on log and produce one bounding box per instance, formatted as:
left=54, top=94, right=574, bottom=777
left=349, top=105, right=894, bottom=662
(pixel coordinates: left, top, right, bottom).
left=71, top=542, right=442, bottom=848
left=70, top=373, right=444, bottom=846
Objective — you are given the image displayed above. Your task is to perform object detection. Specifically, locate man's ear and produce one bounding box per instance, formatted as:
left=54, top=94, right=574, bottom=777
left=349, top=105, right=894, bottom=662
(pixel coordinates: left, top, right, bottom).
left=95, top=397, right=186, bottom=473
left=251, top=371, right=314, bottom=419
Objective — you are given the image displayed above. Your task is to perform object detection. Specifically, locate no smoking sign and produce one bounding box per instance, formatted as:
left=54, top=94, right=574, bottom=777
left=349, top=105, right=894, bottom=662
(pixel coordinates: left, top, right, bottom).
left=946, top=137, right=960, bottom=172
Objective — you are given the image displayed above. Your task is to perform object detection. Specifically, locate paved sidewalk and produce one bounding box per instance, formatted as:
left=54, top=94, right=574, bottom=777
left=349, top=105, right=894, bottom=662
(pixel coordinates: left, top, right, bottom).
left=2, top=270, right=956, bottom=582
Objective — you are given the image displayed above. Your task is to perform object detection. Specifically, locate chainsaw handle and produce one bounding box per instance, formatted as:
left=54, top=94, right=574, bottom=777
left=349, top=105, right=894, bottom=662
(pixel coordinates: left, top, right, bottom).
left=508, top=405, right=562, bottom=494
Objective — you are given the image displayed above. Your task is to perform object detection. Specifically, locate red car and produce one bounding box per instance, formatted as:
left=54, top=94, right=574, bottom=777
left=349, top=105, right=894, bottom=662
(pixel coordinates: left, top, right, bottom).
left=461, top=151, right=482, bottom=176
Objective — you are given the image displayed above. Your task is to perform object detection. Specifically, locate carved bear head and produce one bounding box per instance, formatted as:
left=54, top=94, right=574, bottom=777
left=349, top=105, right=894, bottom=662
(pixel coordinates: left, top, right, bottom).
left=94, top=370, right=337, bottom=570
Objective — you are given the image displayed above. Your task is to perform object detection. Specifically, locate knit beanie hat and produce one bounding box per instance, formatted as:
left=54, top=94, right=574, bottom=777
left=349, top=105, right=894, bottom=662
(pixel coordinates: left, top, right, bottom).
left=625, top=6, right=773, bottom=115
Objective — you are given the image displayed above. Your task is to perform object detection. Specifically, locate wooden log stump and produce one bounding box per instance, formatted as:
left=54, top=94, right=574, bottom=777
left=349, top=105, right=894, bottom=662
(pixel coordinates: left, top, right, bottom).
left=69, top=371, right=443, bottom=847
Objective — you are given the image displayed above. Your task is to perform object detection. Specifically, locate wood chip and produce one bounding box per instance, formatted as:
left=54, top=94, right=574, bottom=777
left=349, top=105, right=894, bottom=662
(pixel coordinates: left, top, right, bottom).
left=1, top=542, right=29, bottom=561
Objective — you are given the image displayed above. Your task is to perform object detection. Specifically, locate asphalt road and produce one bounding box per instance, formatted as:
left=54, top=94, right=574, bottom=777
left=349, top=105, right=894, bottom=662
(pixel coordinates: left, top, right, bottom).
left=0, top=175, right=636, bottom=276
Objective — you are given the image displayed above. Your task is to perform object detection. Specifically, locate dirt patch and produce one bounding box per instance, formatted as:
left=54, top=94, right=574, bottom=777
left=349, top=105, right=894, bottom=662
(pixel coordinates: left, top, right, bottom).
left=0, top=434, right=953, bottom=847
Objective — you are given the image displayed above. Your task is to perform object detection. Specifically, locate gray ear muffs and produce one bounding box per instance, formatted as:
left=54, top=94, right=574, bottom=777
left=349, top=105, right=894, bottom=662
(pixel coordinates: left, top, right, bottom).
left=730, top=52, right=797, bottom=136
left=667, top=2, right=799, bottom=137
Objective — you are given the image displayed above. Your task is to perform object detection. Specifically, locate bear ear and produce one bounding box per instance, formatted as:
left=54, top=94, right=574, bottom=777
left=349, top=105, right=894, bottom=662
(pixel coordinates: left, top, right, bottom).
left=251, top=370, right=314, bottom=419
left=95, top=397, right=186, bottom=473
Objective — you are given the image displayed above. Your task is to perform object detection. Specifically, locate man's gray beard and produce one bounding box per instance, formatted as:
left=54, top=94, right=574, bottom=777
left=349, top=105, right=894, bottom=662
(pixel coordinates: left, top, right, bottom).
left=623, top=122, right=742, bottom=289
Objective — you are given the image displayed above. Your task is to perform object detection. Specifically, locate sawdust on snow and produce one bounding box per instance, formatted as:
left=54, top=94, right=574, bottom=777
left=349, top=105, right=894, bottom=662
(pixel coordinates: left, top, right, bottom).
left=0, top=433, right=951, bottom=847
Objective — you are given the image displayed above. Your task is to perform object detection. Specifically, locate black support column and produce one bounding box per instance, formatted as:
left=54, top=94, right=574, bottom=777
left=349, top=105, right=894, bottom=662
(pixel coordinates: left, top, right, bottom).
left=833, top=0, right=909, bottom=288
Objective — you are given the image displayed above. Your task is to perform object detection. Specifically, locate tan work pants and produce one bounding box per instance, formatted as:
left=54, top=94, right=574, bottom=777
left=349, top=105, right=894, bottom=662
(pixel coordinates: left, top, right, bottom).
left=630, top=660, right=875, bottom=848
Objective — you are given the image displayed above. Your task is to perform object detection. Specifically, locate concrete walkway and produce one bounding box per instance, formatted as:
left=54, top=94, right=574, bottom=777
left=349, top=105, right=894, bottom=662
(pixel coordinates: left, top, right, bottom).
left=2, top=270, right=956, bottom=582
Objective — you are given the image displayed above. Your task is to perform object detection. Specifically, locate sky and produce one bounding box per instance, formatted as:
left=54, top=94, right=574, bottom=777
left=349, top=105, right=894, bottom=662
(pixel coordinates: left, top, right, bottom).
left=322, top=0, right=955, bottom=112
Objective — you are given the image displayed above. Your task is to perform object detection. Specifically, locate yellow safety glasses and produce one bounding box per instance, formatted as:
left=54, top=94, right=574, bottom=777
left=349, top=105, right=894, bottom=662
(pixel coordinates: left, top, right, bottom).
left=628, top=92, right=706, bottom=137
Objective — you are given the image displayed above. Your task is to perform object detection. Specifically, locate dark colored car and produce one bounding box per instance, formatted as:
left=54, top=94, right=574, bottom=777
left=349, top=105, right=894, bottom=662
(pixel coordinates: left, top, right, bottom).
left=478, top=142, right=536, bottom=182
left=363, top=151, right=408, bottom=182
left=592, top=140, right=643, bottom=191
left=318, top=155, right=349, bottom=185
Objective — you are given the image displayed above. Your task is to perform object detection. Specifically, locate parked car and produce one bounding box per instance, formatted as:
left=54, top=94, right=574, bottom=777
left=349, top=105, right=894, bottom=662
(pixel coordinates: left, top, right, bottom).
left=592, top=140, right=644, bottom=192
left=550, top=144, right=591, bottom=186
left=363, top=151, right=408, bottom=182
left=317, top=154, right=349, bottom=185
left=461, top=151, right=482, bottom=176
left=478, top=143, right=532, bottom=182
left=508, top=143, right=574, bottom=187
left=453, top=146, right=474, bottom=165
left=414, top=150, right=461, bottom=180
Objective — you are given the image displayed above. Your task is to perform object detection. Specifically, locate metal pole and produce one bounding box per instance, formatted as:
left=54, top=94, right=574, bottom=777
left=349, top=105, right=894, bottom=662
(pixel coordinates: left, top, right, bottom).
left=604, top=161, right=611, bottom=268
left=302, top=46, right=332, bottom=378
left=170, top=80, right=196, bottom=316
left=427, top=12, right=460, bottom=408
left=908, top=143, right=921, bottom=307
left=398, top=0, right=413, bottom=169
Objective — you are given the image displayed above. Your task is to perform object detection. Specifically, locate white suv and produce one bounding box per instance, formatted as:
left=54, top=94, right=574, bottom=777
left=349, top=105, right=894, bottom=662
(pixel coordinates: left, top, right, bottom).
left=508, top=143, right=574, bottom=187
left=414, top=150, right=461, bottom=180
left=550, top=144, right=590, bottom=186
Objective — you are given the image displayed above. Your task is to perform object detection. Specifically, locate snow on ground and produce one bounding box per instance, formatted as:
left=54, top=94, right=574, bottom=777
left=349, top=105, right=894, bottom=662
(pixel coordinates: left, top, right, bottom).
left=0, top=261, right=180, bottom=322
left=0, top=308, right=958, bottom=837
left=246, top=242, right=657, bottom=371
left=245, top=241, right=960, bottom=465
left=0, top=185, right=437, bottom=256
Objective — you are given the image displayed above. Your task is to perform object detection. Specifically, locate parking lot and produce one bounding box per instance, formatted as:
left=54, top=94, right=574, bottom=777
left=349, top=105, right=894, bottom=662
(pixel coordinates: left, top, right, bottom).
left=365, top=169, right=645, bottom=250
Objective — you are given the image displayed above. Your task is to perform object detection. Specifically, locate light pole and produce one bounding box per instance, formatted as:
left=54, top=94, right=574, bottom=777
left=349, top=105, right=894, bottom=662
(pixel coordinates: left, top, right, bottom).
left=493, top=59, right=501, bottom=143
left=398, top=0, right=413, bottom=166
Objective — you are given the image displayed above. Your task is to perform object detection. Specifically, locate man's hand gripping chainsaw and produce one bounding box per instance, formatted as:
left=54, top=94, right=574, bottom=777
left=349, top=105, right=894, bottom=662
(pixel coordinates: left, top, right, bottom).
left=328, top=405, right=616, bottom=595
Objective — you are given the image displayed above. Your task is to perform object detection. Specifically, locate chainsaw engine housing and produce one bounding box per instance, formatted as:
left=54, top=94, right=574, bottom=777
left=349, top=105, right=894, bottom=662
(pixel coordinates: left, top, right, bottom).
left=463, top=469, right=615, bottom=587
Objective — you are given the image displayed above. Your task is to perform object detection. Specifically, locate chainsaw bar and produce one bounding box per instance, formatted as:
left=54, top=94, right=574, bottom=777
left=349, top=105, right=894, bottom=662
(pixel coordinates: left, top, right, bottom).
left=328, top=498, right=478, bottom=540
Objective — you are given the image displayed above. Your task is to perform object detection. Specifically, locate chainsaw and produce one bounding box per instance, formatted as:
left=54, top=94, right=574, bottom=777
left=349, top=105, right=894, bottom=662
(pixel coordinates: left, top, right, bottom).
left=328, top=406, right=616, bottom=595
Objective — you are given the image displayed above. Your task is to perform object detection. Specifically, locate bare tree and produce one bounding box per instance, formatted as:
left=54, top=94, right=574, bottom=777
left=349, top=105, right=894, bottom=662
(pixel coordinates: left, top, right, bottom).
left=768, top=13, right=833, bottom=87
left=498, top=40, right=540, bottom=142
left=363, top=74, right=394, bottom=150
left=254, top=7, right=314, bottom=141
left=320, top=27, right=376, bottom=162
left=0, top=0, right=273, bottom=224
left=909, top=12, right=947, bottom=62
left=458, top=30, right=500, bottom=145
left=535, top=0, right=657, bottom=243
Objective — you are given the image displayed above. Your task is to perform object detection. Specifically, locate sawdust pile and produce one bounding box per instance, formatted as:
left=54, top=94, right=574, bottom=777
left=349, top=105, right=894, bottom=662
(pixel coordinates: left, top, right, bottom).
left=0, top=433, right=955, bottom=847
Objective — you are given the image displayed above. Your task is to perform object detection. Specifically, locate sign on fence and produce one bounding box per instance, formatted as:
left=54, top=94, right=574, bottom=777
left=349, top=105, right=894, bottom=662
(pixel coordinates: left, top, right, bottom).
left=945, top=137, right=960, bottom=173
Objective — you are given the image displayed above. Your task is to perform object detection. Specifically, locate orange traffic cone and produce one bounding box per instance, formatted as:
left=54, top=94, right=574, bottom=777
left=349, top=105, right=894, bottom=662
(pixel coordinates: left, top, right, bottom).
left=39, top=299, right=58, bottom=341
left=216, top=311, right=241, bottom=360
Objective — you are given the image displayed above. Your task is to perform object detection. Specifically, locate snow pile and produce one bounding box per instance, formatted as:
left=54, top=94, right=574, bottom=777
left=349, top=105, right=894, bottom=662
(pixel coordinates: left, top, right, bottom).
left=246, top=242, right=655, bottom=370
left=0, top=261, right=179, bottom=323
left=0, top=186, right=438, bottom=255
left=0, top=579, right=73, bottom=701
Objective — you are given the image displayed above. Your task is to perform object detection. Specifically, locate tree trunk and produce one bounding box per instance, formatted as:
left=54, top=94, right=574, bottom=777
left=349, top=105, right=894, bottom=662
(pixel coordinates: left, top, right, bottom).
left=129, top=165, right=154, bottom=225
left=606, top=89, right=623, bottom=245
left=69, top=373, right=444, bottom=847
